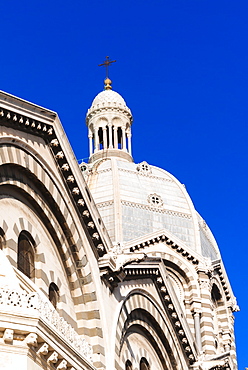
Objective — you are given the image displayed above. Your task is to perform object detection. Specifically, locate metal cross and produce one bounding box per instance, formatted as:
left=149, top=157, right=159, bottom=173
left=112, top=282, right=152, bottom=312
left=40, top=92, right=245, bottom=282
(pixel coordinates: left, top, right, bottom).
left=98, top=56, right=116, bottom=78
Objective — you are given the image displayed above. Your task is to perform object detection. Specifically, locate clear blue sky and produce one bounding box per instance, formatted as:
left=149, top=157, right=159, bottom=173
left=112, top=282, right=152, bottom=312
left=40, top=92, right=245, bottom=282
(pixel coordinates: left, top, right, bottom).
left=0, top=1, right=247, bottom=367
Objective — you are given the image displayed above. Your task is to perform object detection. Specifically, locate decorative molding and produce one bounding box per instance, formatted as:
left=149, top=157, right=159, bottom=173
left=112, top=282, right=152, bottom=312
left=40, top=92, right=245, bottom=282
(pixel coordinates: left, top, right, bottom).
left=96, top=199, right=192, bottom=220
left=95, top=165, right=174, bottom=183
left=97, top=200, right=114, bottom=208
left=0, top=286, right=93, bottom=362
left=128, top=233, right=199, bottom=265
left=119, top=264, right=196, bottom=365
left=1, top=329, right=93, bottom=369
left=118, top=166, right=174, bottom=182
left=95, top=167, right=112, bottom=174
left=121, top=200, right=192, bottom=218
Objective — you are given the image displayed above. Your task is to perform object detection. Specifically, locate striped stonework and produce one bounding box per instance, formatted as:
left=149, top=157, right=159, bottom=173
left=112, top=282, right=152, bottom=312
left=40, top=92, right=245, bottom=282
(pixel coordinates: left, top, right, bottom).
left=115, top=291, right=190, bottom=370
left=0, top=141, right=105, bottom=367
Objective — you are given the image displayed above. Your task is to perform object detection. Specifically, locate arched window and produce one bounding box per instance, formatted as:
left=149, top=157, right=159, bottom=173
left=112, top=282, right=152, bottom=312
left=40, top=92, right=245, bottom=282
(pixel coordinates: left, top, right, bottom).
left=211, top=283, right=223, bottom=352
left=17, top=231, right=35, bottom=279
left=140, top=357, right=149, bottom=370
left=211, top=284, right=222, bottom=307
left=0, top=228, right=5, bottom=250
left=125, top=360, right=132, bottom=370
left=49, top=282, right=60, bottom=308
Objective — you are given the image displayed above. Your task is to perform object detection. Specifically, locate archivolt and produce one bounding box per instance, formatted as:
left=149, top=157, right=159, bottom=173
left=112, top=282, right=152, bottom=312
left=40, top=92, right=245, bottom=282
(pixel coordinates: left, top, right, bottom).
left=115, top=290, right=189, bottom=370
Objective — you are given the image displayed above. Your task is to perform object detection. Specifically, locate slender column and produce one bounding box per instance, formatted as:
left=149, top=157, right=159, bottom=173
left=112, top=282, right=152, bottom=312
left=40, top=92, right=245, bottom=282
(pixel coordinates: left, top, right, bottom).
left=108, top=124, right=113, bottom=148
left=88, top=131, right=93, bottom=156
left=194, top=312, right=202, bottom=352
left=113, top=126, right=118, bottom=149
left=94, top=127, right=99, bottom=152
left=127, top=132, right=132, bottom=155
left=103, top=127, right=107, bottom=149
left=122, top=126, right=126, bottom=150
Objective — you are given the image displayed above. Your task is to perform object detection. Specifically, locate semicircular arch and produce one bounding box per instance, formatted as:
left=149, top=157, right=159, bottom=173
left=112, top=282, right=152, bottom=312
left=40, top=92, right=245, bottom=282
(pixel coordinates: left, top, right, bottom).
left=115, top=290, right=189, bottom=370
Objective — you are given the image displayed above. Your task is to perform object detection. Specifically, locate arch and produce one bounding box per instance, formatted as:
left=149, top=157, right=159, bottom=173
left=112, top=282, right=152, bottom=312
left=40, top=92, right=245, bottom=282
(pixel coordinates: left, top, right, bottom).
left=211, top=283, right=222, bottom=307
left=125, top=359, right=133, bottom=370
left=95, top=117, right=108, bottom=128
left=111, top=116, right=124, bottom=126
left=49, top=282, right=60, bottom=308
left=17, top=230, right=35, bottom=280
left=160, top=252, right=200, bottom=300
left=115, top=291, right=190, bottom=370
left=140, top=357, right=150, bottom=370
left=0, top=141, right=105, bottom=366
left=0, top=148, right=86, bottom=285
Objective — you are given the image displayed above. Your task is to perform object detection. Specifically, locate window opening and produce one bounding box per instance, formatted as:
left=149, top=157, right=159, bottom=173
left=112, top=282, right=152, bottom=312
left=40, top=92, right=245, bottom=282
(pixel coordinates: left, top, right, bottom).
left=140, top=357, right=150, bottom=370
left=17, top=231, right=35, bottom=280
left=211, top=284, right=222, bottom=307
left=0, top=228, right=5, bottom=250
left=106, top=125, right=110, bottom=148
left=98, top=127, right=103, bottom=149
left=117, top=127, right=122, bottom=149
left=137, top=161, right=151, bottom=174
left=148, top=193, right=163, bottom=207
left=49, top=282, right=60, bottom=308
left=125, top=360, right=132, bottom=370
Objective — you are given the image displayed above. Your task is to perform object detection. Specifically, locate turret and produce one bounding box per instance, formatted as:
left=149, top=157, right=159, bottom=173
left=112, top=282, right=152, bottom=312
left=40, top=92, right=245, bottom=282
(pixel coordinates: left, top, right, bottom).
left=86, top=78, right=133, bottom=163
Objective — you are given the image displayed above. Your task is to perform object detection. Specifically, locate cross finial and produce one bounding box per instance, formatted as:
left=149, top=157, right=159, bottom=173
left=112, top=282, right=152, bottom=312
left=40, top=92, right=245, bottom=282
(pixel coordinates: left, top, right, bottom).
left=98, top=56, right=116, bottom=78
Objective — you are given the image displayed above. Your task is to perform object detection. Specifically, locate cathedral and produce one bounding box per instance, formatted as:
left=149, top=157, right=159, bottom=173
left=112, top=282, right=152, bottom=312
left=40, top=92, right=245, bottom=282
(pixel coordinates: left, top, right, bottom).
left=0, top=74, right=238, bottom=369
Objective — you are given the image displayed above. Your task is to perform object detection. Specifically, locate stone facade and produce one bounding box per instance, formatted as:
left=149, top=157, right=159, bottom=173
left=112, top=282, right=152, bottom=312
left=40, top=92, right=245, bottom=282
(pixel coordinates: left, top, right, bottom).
left=0, top=80, right=238, bottom=370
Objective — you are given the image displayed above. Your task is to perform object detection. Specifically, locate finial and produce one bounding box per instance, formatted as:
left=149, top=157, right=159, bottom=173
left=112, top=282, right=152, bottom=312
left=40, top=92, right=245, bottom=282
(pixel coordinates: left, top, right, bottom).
left=98, top=56, right=116, bottom=78
left=104, top=77, right=112, bottom=90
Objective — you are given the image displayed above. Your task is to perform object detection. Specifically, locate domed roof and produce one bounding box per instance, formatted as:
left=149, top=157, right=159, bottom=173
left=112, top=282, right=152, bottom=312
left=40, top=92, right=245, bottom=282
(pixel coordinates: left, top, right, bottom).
left=91, top=89, right=127, bottom=109
left=84, top=158, right=220, bottom=261
left=86, top=87, right=132, bottom=126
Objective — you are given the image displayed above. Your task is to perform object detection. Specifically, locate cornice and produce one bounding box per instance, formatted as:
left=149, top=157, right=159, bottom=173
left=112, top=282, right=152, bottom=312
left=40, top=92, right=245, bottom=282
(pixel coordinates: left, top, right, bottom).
left=127, top=232, right=199, bottom=265
left=86, top=105, right=132, bottom=124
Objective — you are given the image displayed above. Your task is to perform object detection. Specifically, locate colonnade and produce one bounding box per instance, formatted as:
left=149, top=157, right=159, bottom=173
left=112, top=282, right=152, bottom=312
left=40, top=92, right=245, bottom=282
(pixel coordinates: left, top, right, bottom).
left=88, top=124, right=132, bottom=156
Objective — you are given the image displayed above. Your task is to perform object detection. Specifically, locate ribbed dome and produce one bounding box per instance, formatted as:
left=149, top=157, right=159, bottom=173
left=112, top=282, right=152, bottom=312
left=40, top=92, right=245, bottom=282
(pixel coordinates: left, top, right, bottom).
left=91, top=90, right=127, bottom=109
left=84, top=158, right=221, bottom=261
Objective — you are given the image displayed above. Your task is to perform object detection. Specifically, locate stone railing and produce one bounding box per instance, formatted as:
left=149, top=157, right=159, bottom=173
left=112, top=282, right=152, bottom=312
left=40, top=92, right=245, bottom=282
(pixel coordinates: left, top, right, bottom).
left=0, top=287, right=93, bottom=362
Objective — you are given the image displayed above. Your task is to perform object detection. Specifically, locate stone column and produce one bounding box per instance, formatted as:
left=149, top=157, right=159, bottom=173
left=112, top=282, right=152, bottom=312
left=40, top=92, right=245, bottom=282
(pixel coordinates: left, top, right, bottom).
left=88, top=131, right=93, bottom=156
left=108, top=124, right=113, bottom=149
left=127, top=132, right=132, bottom=155
left=103, top=127, right=107, bottom=149
left=113, top=126, right=118, bottom=149
left=94, top=127, right=99, bottom=152
left=122, top=126, right=126, bottom=150
left=193, top=311, right=202, bottom=352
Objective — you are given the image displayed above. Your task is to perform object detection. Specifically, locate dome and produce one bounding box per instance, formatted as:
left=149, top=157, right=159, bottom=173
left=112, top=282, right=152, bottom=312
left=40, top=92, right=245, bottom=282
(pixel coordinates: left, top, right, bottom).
left=86, top=88, right=133, bottom=162
left=91, top=90, right=128, bottom=109
left=84, top=158, right=220, bottom=261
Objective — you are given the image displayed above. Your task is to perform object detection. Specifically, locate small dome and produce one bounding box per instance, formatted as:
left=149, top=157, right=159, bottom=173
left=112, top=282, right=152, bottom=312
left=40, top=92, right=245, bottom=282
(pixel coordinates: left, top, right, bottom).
left=91, top=90, right=127, bottom=108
